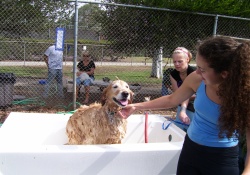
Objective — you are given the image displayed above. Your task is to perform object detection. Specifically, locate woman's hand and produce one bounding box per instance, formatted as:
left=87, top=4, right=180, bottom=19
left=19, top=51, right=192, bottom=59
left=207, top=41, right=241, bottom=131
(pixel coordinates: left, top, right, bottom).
left=179, top=111, right=191, bottom=124
left=118, top=104, right=136, bottom=119
left=76, top=71, right=81, bottom=76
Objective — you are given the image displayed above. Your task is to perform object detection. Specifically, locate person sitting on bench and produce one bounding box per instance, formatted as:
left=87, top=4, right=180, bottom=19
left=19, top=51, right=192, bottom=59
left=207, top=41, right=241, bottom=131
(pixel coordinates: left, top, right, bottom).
left=76, top=51, right=96, bottom=104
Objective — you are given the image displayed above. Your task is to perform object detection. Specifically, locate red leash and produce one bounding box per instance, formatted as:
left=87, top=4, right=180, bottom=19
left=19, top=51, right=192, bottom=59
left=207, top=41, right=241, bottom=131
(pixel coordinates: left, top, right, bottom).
left=144, top=97, right=150, bottom=143
left=145, top=111, right=148, bottom=143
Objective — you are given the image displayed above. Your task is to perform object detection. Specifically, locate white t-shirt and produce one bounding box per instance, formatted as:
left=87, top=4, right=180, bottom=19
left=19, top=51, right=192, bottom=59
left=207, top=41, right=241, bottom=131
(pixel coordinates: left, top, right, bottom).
left=80, top=72, right=89, bottom=81
left=44, top=45, right=63, bottom=69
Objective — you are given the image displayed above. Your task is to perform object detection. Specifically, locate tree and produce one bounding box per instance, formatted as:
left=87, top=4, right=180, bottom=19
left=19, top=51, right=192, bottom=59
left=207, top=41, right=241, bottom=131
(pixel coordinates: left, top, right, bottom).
left=97, top=0, right=250, bottom=78
left=74, top=4, right=103, bottom=31
left=109, top=0, right=250, bottom=18
left=0, top=0, right=73, bottom=38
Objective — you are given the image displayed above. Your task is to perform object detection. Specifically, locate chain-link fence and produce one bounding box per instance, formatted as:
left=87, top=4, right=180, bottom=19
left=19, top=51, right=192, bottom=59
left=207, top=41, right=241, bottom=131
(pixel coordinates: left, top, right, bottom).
left=1, top=1, right=250, bottom=115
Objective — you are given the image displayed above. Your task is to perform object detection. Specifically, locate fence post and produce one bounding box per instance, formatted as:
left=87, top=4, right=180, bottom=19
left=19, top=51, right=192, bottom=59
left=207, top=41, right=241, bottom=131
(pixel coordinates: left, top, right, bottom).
left=73, top=0, right=79, bottom=110
left=101, top=46, right=103, bottom=66
left=64, top=43, right=67, bottom=66
left=213, top=15, right=218, bottom=36
left=23, top=42, right=26, bottom=66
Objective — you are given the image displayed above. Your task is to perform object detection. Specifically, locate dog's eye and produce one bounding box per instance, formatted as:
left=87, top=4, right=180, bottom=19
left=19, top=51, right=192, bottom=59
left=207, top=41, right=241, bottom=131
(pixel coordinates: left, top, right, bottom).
left=113, top=85, right=118, bottom=88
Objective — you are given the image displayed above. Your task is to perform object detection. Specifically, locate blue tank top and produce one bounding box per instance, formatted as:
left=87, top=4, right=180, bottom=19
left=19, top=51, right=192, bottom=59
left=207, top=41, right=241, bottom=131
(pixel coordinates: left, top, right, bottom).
left=187, top=81, right=238, bottom=147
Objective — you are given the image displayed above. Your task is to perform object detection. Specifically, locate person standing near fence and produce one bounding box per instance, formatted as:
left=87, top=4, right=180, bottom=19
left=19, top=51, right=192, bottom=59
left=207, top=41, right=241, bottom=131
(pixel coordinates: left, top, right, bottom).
left=170, top=47, right=196, bottom=132
left=119, top=36, right=250, bottom=175
left=43, top=44, right=64, bottom=98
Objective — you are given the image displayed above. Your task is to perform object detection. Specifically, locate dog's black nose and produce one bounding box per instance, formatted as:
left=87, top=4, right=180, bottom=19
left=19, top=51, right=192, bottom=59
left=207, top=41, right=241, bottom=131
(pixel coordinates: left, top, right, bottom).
left=121, top=91, right=129, bottom=98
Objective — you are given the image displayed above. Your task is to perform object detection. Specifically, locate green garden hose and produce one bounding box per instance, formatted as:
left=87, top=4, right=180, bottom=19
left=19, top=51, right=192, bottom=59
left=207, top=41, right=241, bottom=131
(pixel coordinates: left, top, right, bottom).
left=55, top=102, right=82, bottom=114
left=12, top=97, right=83, bottom=114
left=12, top=97, right=46, bottom=106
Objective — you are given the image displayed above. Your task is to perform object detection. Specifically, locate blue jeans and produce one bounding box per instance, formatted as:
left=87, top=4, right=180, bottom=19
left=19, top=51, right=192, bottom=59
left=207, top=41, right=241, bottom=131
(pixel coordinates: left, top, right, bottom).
left=174, top=106, right=194, bottom=132
left=76, top=76, right=95, bottom=86
left=43, top=69, right=64, bottom=98
left=161, top=83, right=172, bottom=96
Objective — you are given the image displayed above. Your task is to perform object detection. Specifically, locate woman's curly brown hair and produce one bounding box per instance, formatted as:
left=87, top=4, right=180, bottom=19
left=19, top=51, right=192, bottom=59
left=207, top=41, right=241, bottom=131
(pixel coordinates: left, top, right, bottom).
left=219, top=41, right=250, bottom=137
left=198, top=36, right=250, bottom=138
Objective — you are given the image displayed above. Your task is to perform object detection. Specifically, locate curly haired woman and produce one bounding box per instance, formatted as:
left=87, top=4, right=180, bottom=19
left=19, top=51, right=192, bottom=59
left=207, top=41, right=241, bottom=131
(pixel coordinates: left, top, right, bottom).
left=119, top=36, right=250, bottom=175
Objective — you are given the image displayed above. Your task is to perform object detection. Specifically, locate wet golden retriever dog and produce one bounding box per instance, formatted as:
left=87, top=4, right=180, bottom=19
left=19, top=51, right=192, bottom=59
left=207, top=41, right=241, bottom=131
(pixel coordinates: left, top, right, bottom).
left=66, top=79, right=134, bottom=145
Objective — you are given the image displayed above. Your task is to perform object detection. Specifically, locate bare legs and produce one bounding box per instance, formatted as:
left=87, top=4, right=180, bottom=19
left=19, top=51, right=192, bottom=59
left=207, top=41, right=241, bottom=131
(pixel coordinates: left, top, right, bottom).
left=76, top=85, right=89, bottom=104
left=83, top=86, right=90, bottom=104
left=76, top=79, right=91, bottom=104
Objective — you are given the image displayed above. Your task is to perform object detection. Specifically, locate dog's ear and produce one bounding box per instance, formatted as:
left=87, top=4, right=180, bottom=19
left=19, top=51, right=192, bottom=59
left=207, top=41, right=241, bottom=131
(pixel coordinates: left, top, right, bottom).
left=101, top=86, right=108, bottom=105
left=128, top=90, right=134, bottom=104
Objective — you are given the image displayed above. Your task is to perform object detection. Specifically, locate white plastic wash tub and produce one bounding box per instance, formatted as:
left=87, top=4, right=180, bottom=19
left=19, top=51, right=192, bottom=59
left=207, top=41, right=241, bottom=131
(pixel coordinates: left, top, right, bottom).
left=0, top=112, right=186, bottom=175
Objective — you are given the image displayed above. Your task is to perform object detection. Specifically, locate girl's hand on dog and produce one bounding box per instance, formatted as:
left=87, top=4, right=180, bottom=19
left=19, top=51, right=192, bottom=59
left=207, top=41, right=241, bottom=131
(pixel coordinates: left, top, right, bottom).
left=119, top=104, right=136, bottom=119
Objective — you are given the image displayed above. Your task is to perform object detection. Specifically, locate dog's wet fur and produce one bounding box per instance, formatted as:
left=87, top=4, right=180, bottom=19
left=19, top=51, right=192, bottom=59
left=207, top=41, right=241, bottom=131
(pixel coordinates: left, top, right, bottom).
left=66, top=80, right=134, bottom=145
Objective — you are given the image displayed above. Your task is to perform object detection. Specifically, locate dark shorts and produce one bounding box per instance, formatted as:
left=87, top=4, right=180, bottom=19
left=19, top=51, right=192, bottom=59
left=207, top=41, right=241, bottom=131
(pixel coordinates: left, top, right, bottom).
left=177, top=135, right=239, bottom=175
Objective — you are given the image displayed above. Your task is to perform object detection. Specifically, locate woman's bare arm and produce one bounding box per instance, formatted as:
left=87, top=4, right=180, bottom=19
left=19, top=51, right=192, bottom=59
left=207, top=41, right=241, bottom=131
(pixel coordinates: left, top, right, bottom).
left=119, top=72, right=201, bottom=118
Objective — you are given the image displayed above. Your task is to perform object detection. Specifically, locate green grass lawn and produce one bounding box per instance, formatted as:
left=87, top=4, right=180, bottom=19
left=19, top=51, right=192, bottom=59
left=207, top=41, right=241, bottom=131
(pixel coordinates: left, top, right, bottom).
left=0, top=65, right=165, bottom=85
left=0, top=56, right=195, bottom=85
